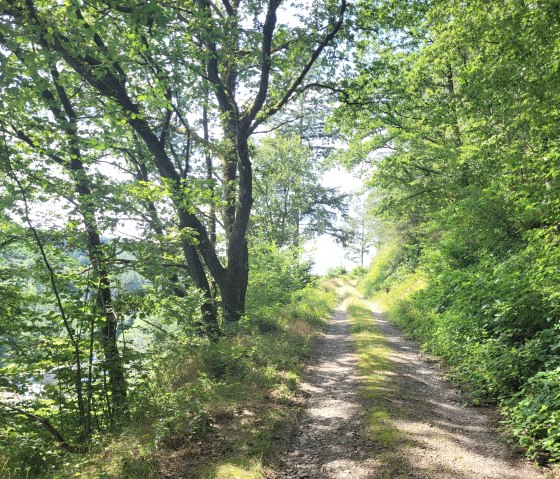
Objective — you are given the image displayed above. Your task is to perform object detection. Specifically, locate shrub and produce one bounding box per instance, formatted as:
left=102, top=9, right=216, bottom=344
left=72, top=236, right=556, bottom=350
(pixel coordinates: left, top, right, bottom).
left=326, top=265, right=348, bottom=278
left=503, top=367, right=560, bottom=462
left=246, top=242, right=312, bottom=311
left=359, top=243, right=404, bottom=297
left=155, top=397, right=211, bottom=450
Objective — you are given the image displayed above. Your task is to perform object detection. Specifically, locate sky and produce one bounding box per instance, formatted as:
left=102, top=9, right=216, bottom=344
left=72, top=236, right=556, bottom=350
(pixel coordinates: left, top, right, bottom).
left=306, top=166, right=375, bottom=275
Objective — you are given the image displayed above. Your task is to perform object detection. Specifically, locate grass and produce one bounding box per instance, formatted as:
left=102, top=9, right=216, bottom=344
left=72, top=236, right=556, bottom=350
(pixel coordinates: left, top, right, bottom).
left=198, top=457, right=263, bottom=479
left=44, top=283, right=337, bottom=479
left=343, top=282, right=426, bottom=477
left=343, top=290, right=401, bottom=449
left=359, top=269, right=428, bottom=343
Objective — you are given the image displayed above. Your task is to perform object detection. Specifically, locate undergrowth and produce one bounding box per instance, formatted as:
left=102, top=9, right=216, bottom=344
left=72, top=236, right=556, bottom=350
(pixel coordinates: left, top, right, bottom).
left=358, top=236, right=560, bottom=464
left=25, top=276, right=336, bottom=479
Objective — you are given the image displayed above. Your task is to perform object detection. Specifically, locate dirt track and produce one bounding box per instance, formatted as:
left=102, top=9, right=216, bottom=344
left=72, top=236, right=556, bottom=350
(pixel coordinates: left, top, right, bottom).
left=278, top=288, right=545, bottom=479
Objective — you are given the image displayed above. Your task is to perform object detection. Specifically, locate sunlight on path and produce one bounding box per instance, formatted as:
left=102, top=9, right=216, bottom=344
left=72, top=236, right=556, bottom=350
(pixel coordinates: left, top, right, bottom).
left=279, top=298, right=379, bottom=477
left=278, top=280, right=546, bottom=479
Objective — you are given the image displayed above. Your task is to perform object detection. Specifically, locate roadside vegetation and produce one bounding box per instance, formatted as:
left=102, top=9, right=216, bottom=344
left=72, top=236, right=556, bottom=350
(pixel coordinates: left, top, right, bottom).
left=358, top=236, right=560, bottom=464
left=335, top=0, right=560, bottom=465
left=1, top=244, right=336, bottom=479
left=1, top=0, right=559, bottom=475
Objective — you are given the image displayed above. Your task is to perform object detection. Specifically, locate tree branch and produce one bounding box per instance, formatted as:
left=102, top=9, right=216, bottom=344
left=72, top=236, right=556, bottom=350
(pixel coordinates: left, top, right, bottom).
left=0, top=401, right=78, bottom=453
left=245, top=0, right=279, bottom=123
left=249, top=0, right=348, bottom=133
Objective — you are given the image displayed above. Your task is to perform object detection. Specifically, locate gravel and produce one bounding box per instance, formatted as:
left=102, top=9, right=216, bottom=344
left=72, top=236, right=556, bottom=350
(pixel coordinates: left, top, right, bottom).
left=277, top=292, right=546, bottom=479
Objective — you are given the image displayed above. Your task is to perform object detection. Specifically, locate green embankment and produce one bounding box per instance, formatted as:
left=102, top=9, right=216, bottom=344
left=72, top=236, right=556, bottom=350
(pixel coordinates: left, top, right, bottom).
left=358, top=242, right=560, bottom=464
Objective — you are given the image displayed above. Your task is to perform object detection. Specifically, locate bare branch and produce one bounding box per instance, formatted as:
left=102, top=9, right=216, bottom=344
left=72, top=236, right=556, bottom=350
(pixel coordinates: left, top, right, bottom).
left=253, top=115, right=303, bottom=135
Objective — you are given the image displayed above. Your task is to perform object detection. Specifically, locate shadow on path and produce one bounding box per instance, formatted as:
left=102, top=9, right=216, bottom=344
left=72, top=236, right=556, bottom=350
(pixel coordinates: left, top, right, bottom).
left=278, top=288, right=545, bottom=479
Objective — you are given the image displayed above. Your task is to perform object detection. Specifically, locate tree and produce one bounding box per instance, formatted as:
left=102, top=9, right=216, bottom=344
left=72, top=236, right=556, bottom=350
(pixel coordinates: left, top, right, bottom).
left=343, top=194, right=376, bottom=267
left=0, top=0, right=348, bottom=326
left=0, top=40, right=130, bottom=420
left=335, top=0, right=560, bottom=460
left=337, top=0, right=559, bottom=232
left=252, top=133, right=348, bottom=247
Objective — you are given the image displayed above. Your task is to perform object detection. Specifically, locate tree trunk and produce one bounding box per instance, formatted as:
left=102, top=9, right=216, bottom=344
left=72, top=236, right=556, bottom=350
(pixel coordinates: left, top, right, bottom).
left=44, top=69, right=128, bottom=417
left=218, top=130, right=253, bottom=322
left=74, top=169, right=128, bottom=416
left=178, top=212, right=220, bottom=335
left=221, top=238, right=249, bottom=322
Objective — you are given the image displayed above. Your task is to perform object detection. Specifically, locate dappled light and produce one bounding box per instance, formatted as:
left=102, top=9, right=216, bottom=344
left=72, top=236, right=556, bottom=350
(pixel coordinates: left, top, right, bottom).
left=0, top=0, right=558, bottom=476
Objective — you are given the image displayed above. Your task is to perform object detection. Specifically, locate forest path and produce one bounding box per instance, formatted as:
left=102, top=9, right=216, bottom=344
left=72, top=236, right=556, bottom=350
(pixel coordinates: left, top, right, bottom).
left=277, top=281, right=545, bottom=479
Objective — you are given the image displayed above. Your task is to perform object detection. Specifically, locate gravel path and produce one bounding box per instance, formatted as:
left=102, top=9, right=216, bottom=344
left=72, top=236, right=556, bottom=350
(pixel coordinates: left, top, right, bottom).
left=278, top=292, right=546, bottom=479
left=280, top=308, right=377, bottom=478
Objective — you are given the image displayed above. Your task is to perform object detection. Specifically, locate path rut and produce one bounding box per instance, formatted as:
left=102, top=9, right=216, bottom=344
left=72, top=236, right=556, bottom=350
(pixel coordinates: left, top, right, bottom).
left=278, top=291, right=545, bottom=479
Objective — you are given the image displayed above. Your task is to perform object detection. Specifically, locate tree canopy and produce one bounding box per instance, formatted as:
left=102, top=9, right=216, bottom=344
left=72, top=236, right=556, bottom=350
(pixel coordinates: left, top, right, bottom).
left=1, top=0, right=560, bottom=476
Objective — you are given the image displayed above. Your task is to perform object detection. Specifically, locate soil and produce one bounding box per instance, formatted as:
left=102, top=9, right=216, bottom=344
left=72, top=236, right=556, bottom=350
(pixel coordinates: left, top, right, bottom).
left=276, top=289, right=548, bottom=479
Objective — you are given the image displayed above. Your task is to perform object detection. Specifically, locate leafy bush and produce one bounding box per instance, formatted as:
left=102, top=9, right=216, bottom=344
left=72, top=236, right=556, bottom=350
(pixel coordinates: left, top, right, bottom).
left=0, top=429, right=60, bottom=478
left=503, top=367, right=560, bottom=462
left=326, top=265, right=348, bottom=277
left=360, top=243, right=404, bottom=297
left=349, top=266, right=368, bottom=278
left=246, top=242, right=312, bottom=312
left=155, top=396, right=211, bottom=450
left=201, top=340, right=255, bottom=380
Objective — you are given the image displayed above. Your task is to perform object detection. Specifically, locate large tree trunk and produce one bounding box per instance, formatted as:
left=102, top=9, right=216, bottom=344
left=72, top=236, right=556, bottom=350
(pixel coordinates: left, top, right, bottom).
left=221, top=238, right=249, bottom=322
left=218, top=131, right=253, bottom=322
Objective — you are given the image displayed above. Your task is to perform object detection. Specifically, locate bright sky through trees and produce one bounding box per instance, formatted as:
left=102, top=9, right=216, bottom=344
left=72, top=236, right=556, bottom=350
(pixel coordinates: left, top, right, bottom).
left=308, top=166, right=373, bottom=274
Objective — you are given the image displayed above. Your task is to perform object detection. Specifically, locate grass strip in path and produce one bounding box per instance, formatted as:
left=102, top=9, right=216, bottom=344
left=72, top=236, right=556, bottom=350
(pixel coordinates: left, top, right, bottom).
left=343, top=286, right=410, bottom=475
left=343, top=280, right=546, bottom=479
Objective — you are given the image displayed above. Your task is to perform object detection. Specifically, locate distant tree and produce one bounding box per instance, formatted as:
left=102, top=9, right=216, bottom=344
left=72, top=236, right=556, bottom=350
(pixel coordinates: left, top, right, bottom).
left=344, top=194, right=376, bottom=268
left=251, top=134, right=348, bottom=247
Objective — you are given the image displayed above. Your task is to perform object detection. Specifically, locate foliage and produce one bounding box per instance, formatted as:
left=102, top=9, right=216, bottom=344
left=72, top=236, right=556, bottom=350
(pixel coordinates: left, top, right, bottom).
left=0, top=238, right=335, bottom=478
left=0, top=0, right=349, bottom=474
left=503, top=367, right=560, bottom=463
left=246, top=242, right=312, bottom=315
left=251, top=134, right=348, bottom=247
left=342, top=0, right=560, bottom=462
left=0, top=0, right=348, bottom=328
left=361, top=231, right=560, bottom=462
left=326, top=265, right=347, bottom=278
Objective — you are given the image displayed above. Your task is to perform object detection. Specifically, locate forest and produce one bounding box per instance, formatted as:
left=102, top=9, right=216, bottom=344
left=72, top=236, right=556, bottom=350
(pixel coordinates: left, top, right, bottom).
left=0, top=0, right=558, bottom=478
